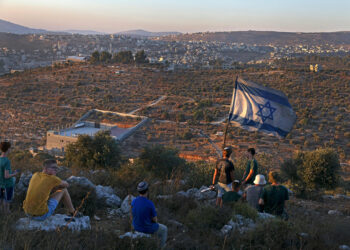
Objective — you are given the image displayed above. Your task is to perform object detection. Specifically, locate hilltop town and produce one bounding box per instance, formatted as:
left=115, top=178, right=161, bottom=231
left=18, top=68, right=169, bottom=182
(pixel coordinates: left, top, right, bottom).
left=1, top=31, right=350, bottom=74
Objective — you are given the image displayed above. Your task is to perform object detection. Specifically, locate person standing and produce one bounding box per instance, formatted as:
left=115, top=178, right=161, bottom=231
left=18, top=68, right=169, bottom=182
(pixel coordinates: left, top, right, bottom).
left=243, top=174, right=266, bottom=211
left=132, top=181, right=168, bottom=248
left=0, top=141, right=20, bottom=214
left=242, top=148, right=258, bottom=185
left=259, top=171, right=289, bottom=219
left=210, top=146, right=235, bottom=207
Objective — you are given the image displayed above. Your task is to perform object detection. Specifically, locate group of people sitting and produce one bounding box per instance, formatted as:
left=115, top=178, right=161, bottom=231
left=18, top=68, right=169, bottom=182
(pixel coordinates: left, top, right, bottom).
left=211, top=146, right=289, bottom=219
left=1, top=141, right=288, bottom=248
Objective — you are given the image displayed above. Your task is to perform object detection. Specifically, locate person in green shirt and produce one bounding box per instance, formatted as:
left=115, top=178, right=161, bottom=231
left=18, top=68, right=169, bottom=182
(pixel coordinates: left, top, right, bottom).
left=242, top=148, right=258, bottom=185
left=0, top=141, right=20, bottom=214
left=259, top=171, right=289, bottom=220
left=222, top=180, right=242, bottom=204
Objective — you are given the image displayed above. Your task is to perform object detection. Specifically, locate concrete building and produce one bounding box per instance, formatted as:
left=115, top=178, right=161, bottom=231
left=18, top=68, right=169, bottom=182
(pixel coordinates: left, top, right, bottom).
left=46, top=109, right=148, bottom=153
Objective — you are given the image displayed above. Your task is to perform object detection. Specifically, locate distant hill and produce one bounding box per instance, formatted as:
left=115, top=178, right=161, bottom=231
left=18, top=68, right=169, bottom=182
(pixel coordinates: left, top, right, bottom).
left=62, top=30, right=106, bottom=35
left=116, top=29, right=181, bottom=37
left=157, top=30, right=350, bottom=46
left=0, top=19, right=49, bottom=34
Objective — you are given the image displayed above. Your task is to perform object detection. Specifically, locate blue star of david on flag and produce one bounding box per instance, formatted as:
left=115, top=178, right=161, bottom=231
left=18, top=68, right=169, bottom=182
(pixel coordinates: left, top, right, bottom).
left=256, top=101, right=276, bottom=123
left=228, top=77, right=296, bottom=138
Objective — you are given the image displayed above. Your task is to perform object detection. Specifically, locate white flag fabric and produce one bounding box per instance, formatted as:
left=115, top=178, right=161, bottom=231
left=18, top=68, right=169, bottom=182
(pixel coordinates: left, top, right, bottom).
left=229, top=77, right=296, bottom=138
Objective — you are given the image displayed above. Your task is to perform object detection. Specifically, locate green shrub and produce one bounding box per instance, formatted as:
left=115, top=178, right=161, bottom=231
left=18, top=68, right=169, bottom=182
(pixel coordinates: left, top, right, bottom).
left=229, top=202, right=258, bottom=221
left=139, top=145, right=186, bottom=179
left=186, top=161, right=215, bottom=188
left=281, top=148, right=340, bottom=191
left=67, top=183, right=97, bottom=217
left=65, top=131, right=121, bottom=170
left=185, top=206, right=231, bottom=230
left=232, top=219, right=298, bottom=249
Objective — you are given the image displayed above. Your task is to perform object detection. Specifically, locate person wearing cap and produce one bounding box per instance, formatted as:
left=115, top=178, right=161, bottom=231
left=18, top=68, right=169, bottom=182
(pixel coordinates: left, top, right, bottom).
left=222, top=180, right=242, bottom=204
left=210, top=146, right=235, bottom=207
left=132, top=181, right=167, bottom=248
left=23, top=159, right=82, bottom=221
left=243, top=174, right=266, bottom=211
left=242, top=148, right=258, bottom=185
left=259, top=171, right=289, bottom=219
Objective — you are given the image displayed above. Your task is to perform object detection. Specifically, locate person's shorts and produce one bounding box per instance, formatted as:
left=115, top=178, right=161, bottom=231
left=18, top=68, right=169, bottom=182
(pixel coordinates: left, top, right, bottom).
left=30, top=198, right=59, bottom=221
left=217, top=182, right=232, bottom=198
left=0, top=187, right=14, bottom=202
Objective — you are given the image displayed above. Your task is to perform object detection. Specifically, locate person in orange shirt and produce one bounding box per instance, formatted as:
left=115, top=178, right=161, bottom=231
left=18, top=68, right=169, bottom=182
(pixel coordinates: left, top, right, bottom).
left=23, top=159, right=82, bottom=221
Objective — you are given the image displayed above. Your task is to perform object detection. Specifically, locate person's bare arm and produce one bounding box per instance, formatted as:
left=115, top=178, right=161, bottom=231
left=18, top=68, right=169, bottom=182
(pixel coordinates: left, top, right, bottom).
left=56, top=180, right=69, bottom=189
left=152, top=216, right=158, bottom=223
left=210, top=169, right=218, bottom=189
left=4, top=169, right=18, bottom=179
left=244, top=169, right=254, bottom=183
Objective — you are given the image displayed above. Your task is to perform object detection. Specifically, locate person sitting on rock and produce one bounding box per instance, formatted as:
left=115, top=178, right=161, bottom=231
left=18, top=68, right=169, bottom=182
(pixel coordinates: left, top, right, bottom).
left=242, top=148, right=258, bottom=186
left=210, top=146, right=235, bottom=207
left=243, top=174, right=266, bottom=211
left=0, top=141, right=20, bottom=214
left=259, top=171, right=289, bottom=220
left=23, top=159, right=82, bottom=221
left=131, top=181, right=168, bottom=248
left=222, top=180, right=242, bottom=204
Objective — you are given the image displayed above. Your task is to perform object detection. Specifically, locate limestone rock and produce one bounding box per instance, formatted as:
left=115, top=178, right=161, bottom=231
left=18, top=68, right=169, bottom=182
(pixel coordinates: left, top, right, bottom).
left=335, top=194, right=350, bottom=200
left=199, top=186, right=216, bottom=200
left=121, top=195, right=136, bottom=214
left=119, top=231, right=151, bottom=239
left=95, top=185, right=121, bottom=207
left=328, top=210, right=343, bottom=216
left=16, top=172, right=33, bottom=193
left=156, top=195, right=173, bottom=199
left=167, top=219, right=183, bottom=228
left=221, top=224, right=233, bottom=235
left=186, top=188, right=199, bottom=197
left=107, top=208, right=125, bottom=218
left=176, top=191, right=189, bottom=198
left=257, top=212, right=275, bottom=220
left=16, top=214, right=90, bottom=232
left=67, top=176, right=95, bottom=189
left=221, top=215, right=257, bottom=235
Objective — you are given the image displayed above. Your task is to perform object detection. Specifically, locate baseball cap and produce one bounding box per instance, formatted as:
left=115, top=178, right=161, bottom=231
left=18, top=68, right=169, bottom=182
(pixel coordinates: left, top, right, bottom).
left=223, top=146, right=232, bottom=154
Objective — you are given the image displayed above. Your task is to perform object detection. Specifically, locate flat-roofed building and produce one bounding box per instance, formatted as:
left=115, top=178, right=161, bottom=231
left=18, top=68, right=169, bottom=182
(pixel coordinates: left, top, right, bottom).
left=46, top=109, right=148, bottom=153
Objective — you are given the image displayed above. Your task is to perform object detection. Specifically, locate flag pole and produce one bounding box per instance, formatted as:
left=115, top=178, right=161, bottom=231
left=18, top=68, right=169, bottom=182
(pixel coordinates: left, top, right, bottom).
left=222, top=75, right=238, bottom=150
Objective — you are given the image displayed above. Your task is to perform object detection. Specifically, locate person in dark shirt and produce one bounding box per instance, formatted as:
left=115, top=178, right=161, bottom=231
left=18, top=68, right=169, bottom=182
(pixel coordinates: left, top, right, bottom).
left=131, top=181, right=168, bottom=248
left=222, top=180, right=242, bottom=204
left=259, top=171, right=289, bottom=220
left=242, top=148, right=258, bottom=185
left=210, top=146, right=235, bottom=207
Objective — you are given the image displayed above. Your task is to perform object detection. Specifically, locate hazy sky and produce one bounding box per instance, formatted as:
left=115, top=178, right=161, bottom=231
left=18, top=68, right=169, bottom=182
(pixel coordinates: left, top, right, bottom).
left=1, top=0, right=349, bottom=33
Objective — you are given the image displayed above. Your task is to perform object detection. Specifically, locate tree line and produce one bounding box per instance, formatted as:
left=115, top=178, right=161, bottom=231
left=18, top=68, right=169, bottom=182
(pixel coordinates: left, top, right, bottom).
left=89, top=50, right=149, bottom=64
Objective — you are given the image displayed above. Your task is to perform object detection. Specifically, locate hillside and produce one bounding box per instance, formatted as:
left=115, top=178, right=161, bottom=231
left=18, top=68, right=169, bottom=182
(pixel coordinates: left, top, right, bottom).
left=116, top=29, right=181, bottom=37
left=156, top=30, right=350, bottom=46
left=0, top=59, right=349, bottom=164
left=0, top=19, right=48, bottom=34
left=0, top=59, right=349, bottom=249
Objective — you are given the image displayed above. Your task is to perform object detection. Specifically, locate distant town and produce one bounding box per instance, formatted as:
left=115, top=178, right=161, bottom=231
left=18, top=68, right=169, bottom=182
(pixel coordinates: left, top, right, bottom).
left=1, top=32, right=349, bottom=74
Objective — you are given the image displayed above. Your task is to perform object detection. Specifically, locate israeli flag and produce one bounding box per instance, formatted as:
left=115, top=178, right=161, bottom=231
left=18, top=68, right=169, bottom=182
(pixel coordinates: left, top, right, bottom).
left=229, top=77, right=296, bottom=138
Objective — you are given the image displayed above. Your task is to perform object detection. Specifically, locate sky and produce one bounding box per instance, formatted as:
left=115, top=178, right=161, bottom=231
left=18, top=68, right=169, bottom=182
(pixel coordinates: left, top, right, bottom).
left=0, top=0, right=350, bottom=33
